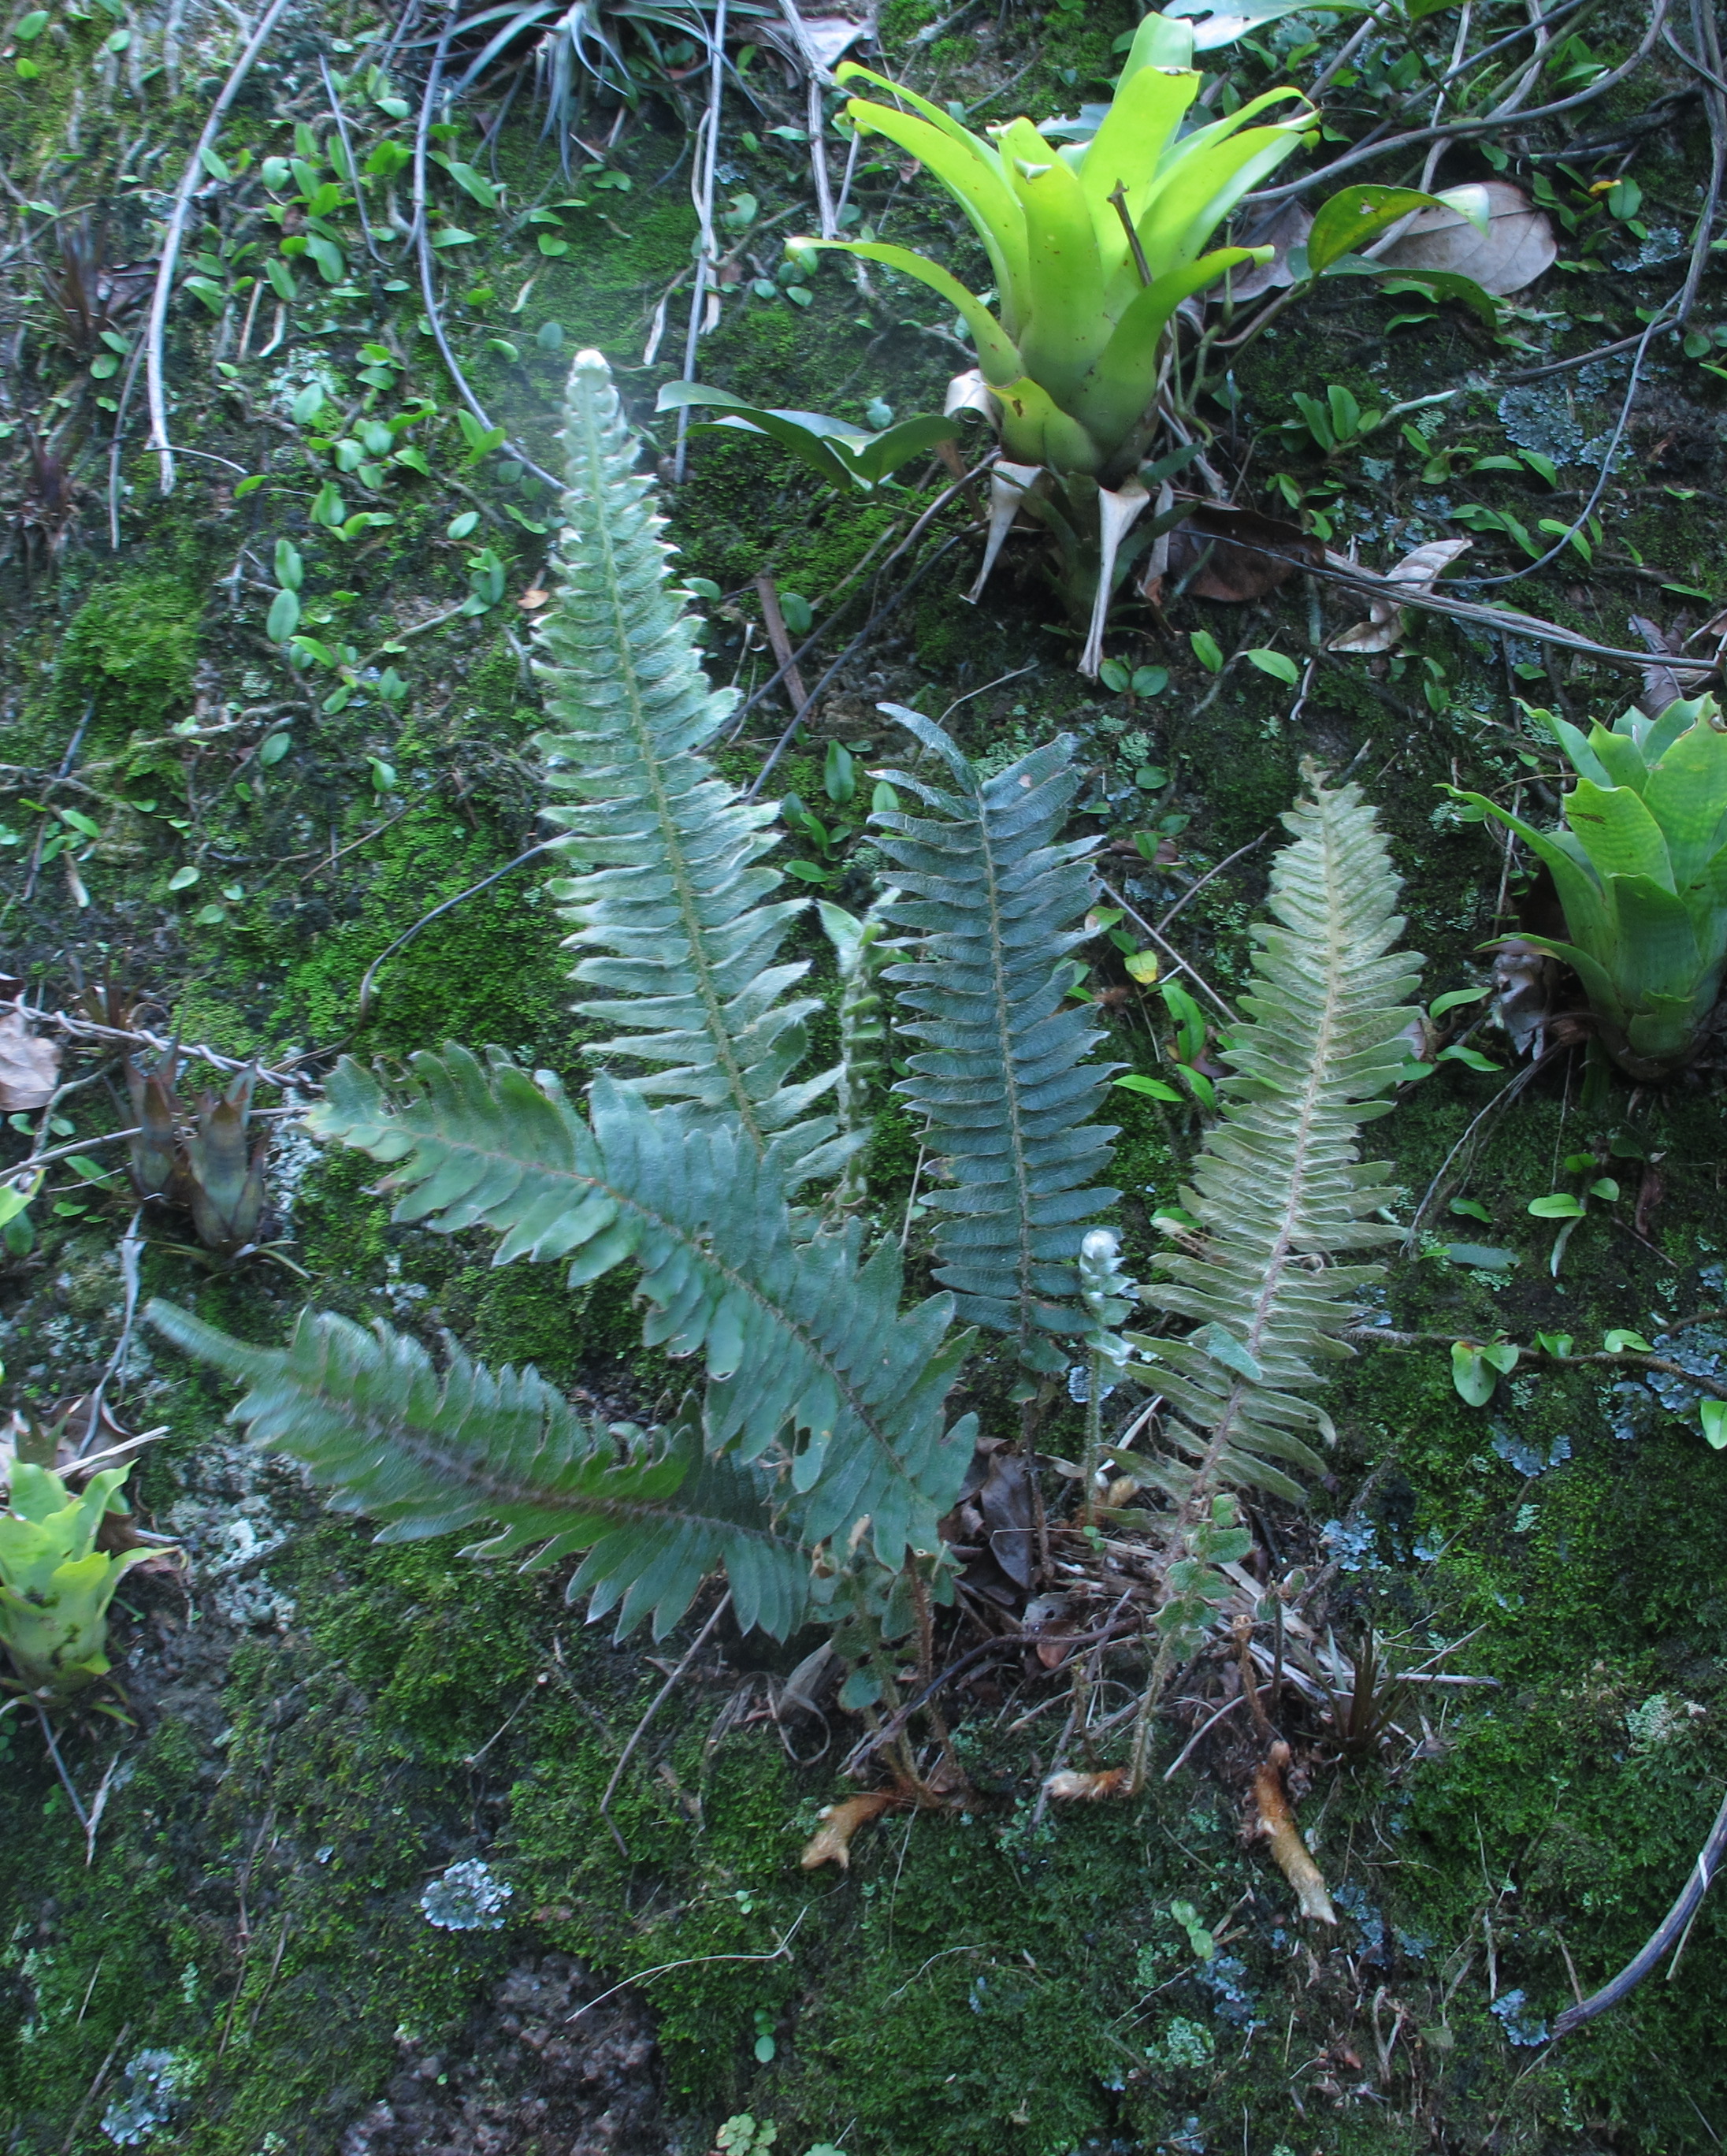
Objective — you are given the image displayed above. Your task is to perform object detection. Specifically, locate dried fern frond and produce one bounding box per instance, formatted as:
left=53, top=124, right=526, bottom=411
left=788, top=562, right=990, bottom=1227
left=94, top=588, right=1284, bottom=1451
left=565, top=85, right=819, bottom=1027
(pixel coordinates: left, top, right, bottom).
left=299, top=1048, right=976, bottom=1564
left=146, top=1302, right=808, bottom=1640
left=871, top=708, right=1119, bottom=1366
left=1129, top=771, right=1422, bottom=1504
left=536, top=349, right=843, bottom=1187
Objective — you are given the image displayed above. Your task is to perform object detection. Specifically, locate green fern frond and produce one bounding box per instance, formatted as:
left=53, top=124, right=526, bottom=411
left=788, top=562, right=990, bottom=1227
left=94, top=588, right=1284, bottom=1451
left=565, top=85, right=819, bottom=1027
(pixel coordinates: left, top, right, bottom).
left=305, top=1048, right=976, bottom=1560
left=870, top=708, right=1119, bottom=1363
left=537, top=349, right=842, bottom=1185
left=145, top=1301, right=807, bottom=1639
left=1128, top=773, right=1423, bottom=1504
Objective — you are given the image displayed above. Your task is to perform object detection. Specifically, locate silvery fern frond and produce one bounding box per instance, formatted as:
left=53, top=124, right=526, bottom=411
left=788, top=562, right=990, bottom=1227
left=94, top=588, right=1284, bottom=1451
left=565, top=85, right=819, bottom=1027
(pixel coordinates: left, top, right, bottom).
left=296, top=1049, right=977, bottom=1564
left=871, top=708, right=1119, bottom=1366
left=536, top=348, right=843, bottom=1186
left=144, top=1302, right=808, bottom=1640
left=1129, top=774, right=1423, bottom=1505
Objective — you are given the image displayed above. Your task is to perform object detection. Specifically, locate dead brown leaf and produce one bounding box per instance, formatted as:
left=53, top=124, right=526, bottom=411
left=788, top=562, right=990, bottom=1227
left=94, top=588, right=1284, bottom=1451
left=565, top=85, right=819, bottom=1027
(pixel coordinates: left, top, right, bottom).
left=518, top=586, right=550, bottom=610
left=799, top=1790, right=901, bottom=1870
left=0, top=1007, right=62, bottom=1112
left=977, top=1448, right=1035, bottom=1589
left=1225, top=199, right=1313, bottom=302
left=1491, top=937, right=1561, bottom=1058
left=1630, top=614, right=1688, bottom=716
left=1375, top=180, right=1557, bottom=296
left=1152, top=501, right=1324, bottom=605
left=1328, top=536, right=1473, bottom=653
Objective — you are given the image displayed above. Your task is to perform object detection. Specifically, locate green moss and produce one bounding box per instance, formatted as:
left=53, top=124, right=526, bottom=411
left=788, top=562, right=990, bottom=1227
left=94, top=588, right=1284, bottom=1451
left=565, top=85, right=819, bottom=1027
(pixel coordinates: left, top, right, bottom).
left=57, top=575, right=202, bottom=738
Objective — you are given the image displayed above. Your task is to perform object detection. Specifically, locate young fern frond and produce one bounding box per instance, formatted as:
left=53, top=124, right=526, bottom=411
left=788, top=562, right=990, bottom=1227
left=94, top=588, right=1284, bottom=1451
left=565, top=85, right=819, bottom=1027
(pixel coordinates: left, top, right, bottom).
left=537, top=348, right=843, bottom=1186
left=1128, top=772, right=1423, bottom=1506
left=145, top=1302, right=808, bottom=1640
left=297, top=1050, right=977, bottom=1563
left=871, top=708, right=1119, bottom=1366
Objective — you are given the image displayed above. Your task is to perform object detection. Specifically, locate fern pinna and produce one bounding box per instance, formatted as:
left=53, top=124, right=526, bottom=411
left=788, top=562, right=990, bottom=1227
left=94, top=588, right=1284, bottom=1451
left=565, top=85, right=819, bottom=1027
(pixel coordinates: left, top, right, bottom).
left=871, top=708, right=1120, bottom=1370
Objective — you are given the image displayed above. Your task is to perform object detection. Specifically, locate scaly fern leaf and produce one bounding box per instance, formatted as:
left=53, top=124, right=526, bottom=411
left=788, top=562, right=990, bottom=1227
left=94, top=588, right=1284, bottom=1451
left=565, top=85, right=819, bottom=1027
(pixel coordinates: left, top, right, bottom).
left=305, top=1049, right=976, bottom=1561
left=145, top=1301, right=808, bottom=1639
left=537, top=348, right=842, bottom=1185
left=871, top=708, right=1119, bottom=1365
left=1128, top=773, right=1423, bottom=1504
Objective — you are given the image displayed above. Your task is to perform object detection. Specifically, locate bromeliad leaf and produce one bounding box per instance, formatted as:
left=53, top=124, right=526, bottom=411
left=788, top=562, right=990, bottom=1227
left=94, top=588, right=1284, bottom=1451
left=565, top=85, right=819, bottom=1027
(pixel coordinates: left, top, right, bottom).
left=306, top=1050, right=977, bottom=1562
left=144, top=1301, right=808, bottom=1640
left=537, top=350, right=845, bottom=1184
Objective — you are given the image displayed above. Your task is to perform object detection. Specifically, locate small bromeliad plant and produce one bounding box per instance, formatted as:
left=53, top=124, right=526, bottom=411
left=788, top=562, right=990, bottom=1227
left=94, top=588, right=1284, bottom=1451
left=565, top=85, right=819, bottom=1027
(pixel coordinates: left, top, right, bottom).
left=1454, top=693, right=1727, bottom=1080
left=0, top=1461, right=156, bottom=1699
left=149, top=350, right=1421, bottom=1818
left=825, top=12, right=1312, bottom=666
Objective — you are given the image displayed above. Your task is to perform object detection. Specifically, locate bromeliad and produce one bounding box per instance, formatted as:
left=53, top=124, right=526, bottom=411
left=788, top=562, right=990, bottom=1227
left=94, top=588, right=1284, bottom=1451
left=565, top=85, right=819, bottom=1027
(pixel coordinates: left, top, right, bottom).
left=0, top=1462, right=157, bottom=1697
left=819, top=13, right=1310, bottom=669
left=1453, top=694, right=1727, bottom=1081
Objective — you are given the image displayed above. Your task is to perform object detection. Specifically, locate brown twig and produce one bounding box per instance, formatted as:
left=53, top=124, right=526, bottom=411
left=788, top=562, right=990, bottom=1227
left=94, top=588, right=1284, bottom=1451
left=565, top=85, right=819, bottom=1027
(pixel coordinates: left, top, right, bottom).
left=1346, top=1324, right=1727, bottom=1400
left=1552, top=1783, right=1727, bottom=2036
left=753, top=576, right=811, bottom=714
left=144, top=0, right=296, bottom=493
left=1252, top=1740, right=1337, bottom=1924
left=0, top=998, right=314, bottom=1093
left=598, top=1592, right=731, bottom=1858
left=60, top=2021, right=132, bottom=2154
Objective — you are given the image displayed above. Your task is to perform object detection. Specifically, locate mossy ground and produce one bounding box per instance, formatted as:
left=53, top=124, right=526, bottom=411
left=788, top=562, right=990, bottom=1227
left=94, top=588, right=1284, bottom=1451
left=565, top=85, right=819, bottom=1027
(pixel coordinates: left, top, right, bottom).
left=3, top=0, right=1726, bottom=2149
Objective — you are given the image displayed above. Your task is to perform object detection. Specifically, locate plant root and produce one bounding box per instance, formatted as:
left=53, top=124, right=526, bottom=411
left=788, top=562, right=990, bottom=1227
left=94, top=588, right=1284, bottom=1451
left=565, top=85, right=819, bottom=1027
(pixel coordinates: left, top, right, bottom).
left=1042, top=1766, right=1133, bottom=1801
left=1250, top=1739, right=1337, bottom=1924
left=799, top=1790, right=908, bottom=1870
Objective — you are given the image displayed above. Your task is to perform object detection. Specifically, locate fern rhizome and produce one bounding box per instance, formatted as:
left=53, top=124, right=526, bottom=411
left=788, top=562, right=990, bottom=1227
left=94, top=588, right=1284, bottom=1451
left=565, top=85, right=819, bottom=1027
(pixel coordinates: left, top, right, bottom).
left=150, top=348, right=1423, bottom=1804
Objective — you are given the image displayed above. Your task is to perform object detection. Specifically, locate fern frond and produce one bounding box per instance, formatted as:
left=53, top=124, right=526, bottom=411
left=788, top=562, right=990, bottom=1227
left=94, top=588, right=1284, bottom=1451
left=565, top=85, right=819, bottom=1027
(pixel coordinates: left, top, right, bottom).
left=1128, top=774, right=1423, bottom=1504
left=870, top=708, right=1119, bottom=1364
left=144, top=1302, right=808, bottom=1639
left=536, top=349, right=842, bottom=1185
left=306, top=1049, right=976, bottom=1561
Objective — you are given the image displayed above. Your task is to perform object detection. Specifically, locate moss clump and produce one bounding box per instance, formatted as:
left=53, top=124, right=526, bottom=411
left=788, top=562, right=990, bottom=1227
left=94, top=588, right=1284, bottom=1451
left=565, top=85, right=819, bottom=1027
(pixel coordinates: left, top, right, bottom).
left=58, top=575, right=202, bottom=736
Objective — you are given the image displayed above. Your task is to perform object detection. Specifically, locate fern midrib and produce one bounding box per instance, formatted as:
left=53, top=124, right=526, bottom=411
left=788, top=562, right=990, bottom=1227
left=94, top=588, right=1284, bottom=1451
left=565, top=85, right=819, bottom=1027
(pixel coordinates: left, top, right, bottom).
left=1182, top=804, right=1349, bottom=1513
left=399, top=1121, right=932, bottom=1511
left=570, top=389, right=768, bottom=1153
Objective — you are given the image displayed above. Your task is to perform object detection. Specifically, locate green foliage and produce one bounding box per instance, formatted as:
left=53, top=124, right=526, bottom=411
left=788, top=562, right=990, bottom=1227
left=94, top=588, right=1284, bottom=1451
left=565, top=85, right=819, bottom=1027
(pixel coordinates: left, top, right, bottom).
left=1451, top=694, right=1727, bottom=1079
left=146, top=1299, right=808, bottom=1640
left=297, top=1054, right=973, bottom=1560
left=823, top=19, right=1310, bottom=650
left=151, top=1053, right=976, bottom=1631
left=0, top=1462, right=154, bottom=1695
left=1128, top=772, right=1423, bottom=1504
left=829, top=21, right=1308, bottom=485
left=655, top=382, right=960, bottom=494
left=816, top=890, right=900, bottom=1205
left=537, top=348, right=843, bottom=1185
left=871, top=709, right=1119, bottom=1366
